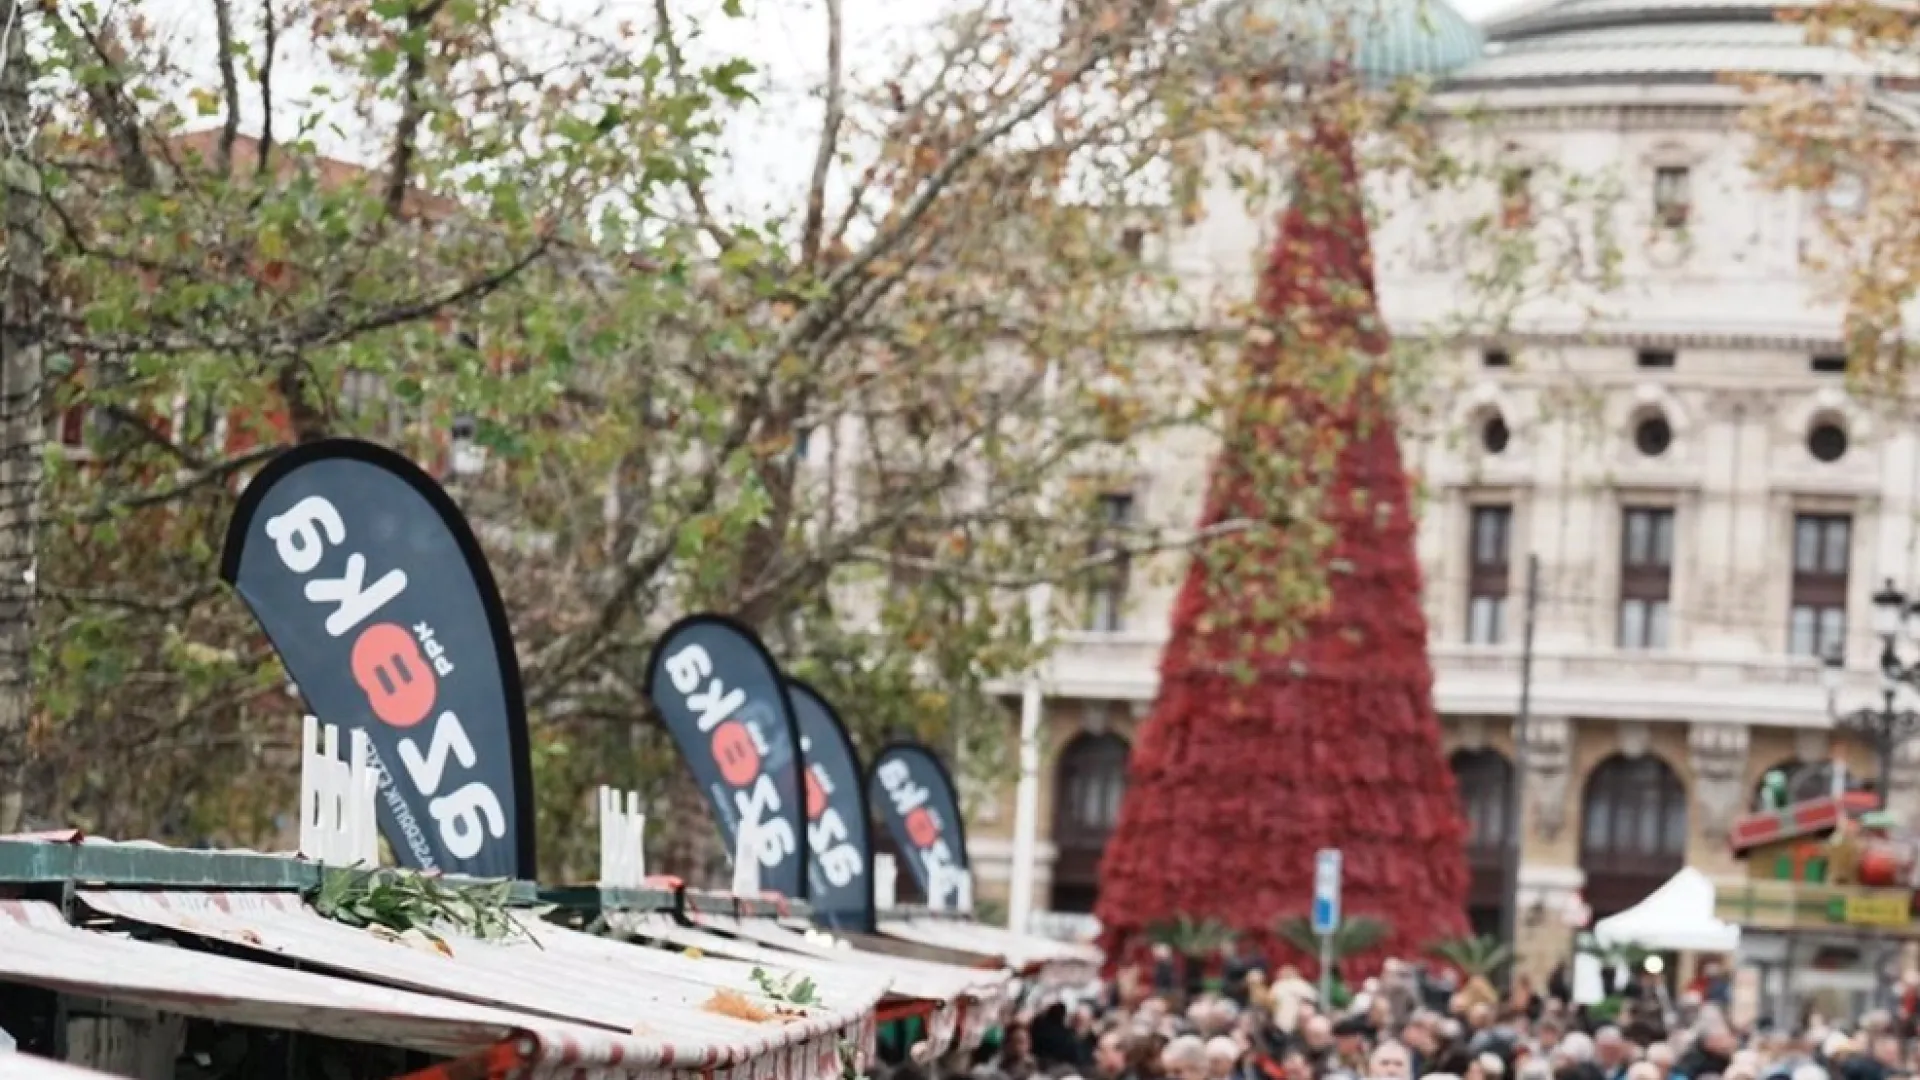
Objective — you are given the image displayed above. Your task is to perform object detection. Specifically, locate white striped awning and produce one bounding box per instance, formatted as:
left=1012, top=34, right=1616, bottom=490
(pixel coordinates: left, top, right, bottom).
left=878, top=919, right=1101, bottom=985
left=615, top=912, right=1009, bottom=1054
left=0, top=900, right=627, bottom=1069
left=74, top=891, right=881, bottom=1080
left=0, top=1055, right=124, bottom=1079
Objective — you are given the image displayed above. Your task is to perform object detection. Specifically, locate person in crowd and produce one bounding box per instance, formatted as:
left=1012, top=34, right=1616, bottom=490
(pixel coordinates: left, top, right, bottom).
left=1001, top=1022, right=1038, bottom=1080
left=1205, top=1037, right=1248, bottom=1080
left=1595, top=1027, right=1634, bottom=1080
left=1275, top=1046, right=1312, bottom=1080
left=1224, top=937, right=1269, bottom=1009
left=1329, top=1014, right=1370, bottom=1073
left=1369, top=1040, right=1414, bottom=1080
left=1401, top=1012, right=1440, bottom=1076
left=1163, top=1036, right=1210, bottom=1080
left=1270, top=968, right=1317, bottom=1034
left=1465, top=1051, right=1508, bottom=1080
left=1093, top=1028, right=1129, bottom=1080
left=1298, top=1014, right=1335, bottom=1068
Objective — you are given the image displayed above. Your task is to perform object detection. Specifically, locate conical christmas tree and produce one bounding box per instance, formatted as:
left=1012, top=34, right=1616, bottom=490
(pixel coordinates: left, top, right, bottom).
left=1095, top=114, right=1468, bottom=978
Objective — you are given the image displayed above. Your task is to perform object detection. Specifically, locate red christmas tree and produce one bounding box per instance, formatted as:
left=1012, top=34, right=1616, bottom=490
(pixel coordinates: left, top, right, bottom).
left=1095, top=115, right=1468, bottom=978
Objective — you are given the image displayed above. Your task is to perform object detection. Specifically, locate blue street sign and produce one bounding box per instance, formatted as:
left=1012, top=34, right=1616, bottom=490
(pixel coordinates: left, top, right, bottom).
left=1312, top=848, right=1342, bottom=934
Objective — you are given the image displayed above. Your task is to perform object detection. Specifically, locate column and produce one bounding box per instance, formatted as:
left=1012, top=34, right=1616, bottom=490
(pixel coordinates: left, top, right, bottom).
left=1689, top=722, right=1752, bottom=876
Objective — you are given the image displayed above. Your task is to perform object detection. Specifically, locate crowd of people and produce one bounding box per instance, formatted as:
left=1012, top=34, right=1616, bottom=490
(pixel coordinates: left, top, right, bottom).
left=886, top=941, right=1918, bottom=1080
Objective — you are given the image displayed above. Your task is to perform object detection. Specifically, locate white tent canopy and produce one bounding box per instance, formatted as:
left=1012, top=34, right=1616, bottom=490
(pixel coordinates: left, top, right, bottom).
left=1592, top=867, right=1741, bottom=953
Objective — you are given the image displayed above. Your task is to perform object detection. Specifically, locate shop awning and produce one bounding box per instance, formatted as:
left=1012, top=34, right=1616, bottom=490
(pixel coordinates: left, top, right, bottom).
left=878, top=918, right=1101, bottom=983
left=618, top=912, right=1010, bottom=1053
left=78, top=890, right=880, bottom=1080
left=715, top=915, right=1012, bottom=1051
left=0, top=899, right=663, bottom=1067
left=707, top=915, right=1012, bottom=1007
left=0, top=1054, right=125, bottom=1079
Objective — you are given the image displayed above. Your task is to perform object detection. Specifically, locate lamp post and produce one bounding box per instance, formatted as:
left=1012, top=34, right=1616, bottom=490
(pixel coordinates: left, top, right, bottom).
left=1822, top=582, right=1920, bottom=803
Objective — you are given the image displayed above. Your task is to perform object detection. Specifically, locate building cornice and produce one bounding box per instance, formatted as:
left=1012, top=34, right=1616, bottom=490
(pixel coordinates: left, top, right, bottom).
left=1012, top=636, right=1887, bottom=729
left=1441, top=326, right=1846, bottom=353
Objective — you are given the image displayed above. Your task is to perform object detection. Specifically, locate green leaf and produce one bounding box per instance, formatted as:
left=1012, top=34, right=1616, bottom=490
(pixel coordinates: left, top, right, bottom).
left=704, top=59, right=757, bottom=102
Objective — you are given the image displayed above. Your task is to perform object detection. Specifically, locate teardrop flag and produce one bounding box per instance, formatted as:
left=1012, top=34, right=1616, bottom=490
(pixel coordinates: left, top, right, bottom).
left=220, top=438, right=536, bottom=879
left=645, top=614, right=809, bottom=899
left=869, top=741, right=971, bottom=910
left=788, top=679, right=873, bottom=930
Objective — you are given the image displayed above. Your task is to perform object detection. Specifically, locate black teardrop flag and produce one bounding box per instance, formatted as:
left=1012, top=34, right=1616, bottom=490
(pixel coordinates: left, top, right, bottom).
left=220, top=438, right=535, bottom=879
left=788, top=679, right=873, bottom=930
left=869, top=741, right=970, bottom=909
left=645, top=615, right=809, bottom=899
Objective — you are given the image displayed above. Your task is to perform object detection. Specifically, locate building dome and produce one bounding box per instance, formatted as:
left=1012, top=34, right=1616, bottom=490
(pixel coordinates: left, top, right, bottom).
left=1447, top=0, right=1876, bottom=89
left=1224, top=0, right=1487, bottom=85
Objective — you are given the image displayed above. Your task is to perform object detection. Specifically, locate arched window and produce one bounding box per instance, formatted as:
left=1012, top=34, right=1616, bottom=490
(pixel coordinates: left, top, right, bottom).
left=1580, top=754, right=1688, bottom=915
left=1050, top=733, right=1130, bottom=914
left=1450, top=749, right=1514, bottom=861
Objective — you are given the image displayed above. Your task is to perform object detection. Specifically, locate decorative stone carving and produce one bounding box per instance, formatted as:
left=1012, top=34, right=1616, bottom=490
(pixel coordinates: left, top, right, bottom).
left=1617, top=722, right=1651, bottom=759
left=1527, top=716, right=1573, bottom=841
left=1690, top=722, right=1751, bottom=841
left=1082, top=701, right=1110, bottom=735
left=1455, top=716, right=1489, bottom=752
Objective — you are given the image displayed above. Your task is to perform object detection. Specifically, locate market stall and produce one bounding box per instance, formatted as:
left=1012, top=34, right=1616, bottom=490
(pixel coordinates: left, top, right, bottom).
left=80, top=888, right=882, bottom=1080
left=1716, top=791, right=1915, bottom=1020
left=0, top=835, right=884, bottom=1080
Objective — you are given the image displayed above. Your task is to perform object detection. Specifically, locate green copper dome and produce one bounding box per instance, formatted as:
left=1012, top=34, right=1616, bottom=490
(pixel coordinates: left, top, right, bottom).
left=1223, top=0, right=1486, bottom=84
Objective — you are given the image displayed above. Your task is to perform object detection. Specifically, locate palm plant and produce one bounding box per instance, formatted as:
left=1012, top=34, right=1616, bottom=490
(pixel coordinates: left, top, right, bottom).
left=1427, top=934, right=1513, bottom=981
left=1147, top=914, right=1236, bottom=957
left=1275, top=913, right=1391, bottom=961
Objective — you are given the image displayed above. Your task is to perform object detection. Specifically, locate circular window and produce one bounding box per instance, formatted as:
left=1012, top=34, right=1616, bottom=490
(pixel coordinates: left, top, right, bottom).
left=1634, top=414, right=1673, bottom=457
left=1808, top=422, right=1849, bottom=464
left=1481, top=415, right=1510, bottom=455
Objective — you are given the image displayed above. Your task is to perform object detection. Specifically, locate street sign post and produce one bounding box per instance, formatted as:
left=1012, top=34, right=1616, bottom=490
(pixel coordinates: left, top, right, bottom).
left=1313, top=849, right=1342, bottom=1004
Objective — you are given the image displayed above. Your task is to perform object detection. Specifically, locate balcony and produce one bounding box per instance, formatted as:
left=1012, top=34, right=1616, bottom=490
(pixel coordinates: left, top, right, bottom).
left=1017, top=632, right=1876, bottom=728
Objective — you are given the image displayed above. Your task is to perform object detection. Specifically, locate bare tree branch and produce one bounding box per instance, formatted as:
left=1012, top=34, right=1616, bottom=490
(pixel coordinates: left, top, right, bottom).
left=212, top=0, right=241, bottom=175
left=257, top=0, right=278, bottom=175
left=385, top=0, right=450, bottom=217
left=799, top=0, right=844, bottom=268
left=651, top=0, right=734, bottom=250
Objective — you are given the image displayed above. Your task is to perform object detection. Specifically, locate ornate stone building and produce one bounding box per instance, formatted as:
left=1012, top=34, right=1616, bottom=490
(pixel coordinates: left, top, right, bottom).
left=969, top=0, right=1919, bottom=981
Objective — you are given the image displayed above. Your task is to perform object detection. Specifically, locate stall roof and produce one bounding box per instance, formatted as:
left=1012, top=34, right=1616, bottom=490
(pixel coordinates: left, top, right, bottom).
left=877, top=918, right=1101, bottom=981
left=0, top=1055, right=124, bottom=1079
left=622, top=912, right=1007, bottom=1006
left=0, top=899, right=659, bottom=1068
left=690, top=915, right=1013, bottom=1054
left=699, top=915, right=1012, bottom=1004
left=79, top=890, right=880, bottom=1080
left=608, top=914, right=997, bottom=1056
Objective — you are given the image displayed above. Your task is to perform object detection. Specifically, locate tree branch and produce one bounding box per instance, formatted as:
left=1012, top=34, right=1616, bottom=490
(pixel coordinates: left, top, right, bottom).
left=256, top=0, right=278, bottom=176
left=385, top=0, right=450, bottom=218
left=853, top=519, right=1260, bottom=592
left=650, top=0, right=734, bottom=250
left=73, top=446, right=281, bottom=522
left=799, top=0, right=844, bottom=268
left=212, top=0, right=242, bottom=176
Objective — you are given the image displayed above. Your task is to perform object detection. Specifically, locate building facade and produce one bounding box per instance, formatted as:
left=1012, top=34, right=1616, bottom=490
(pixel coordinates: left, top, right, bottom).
left=969, top=0, right=1920, bottom=981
